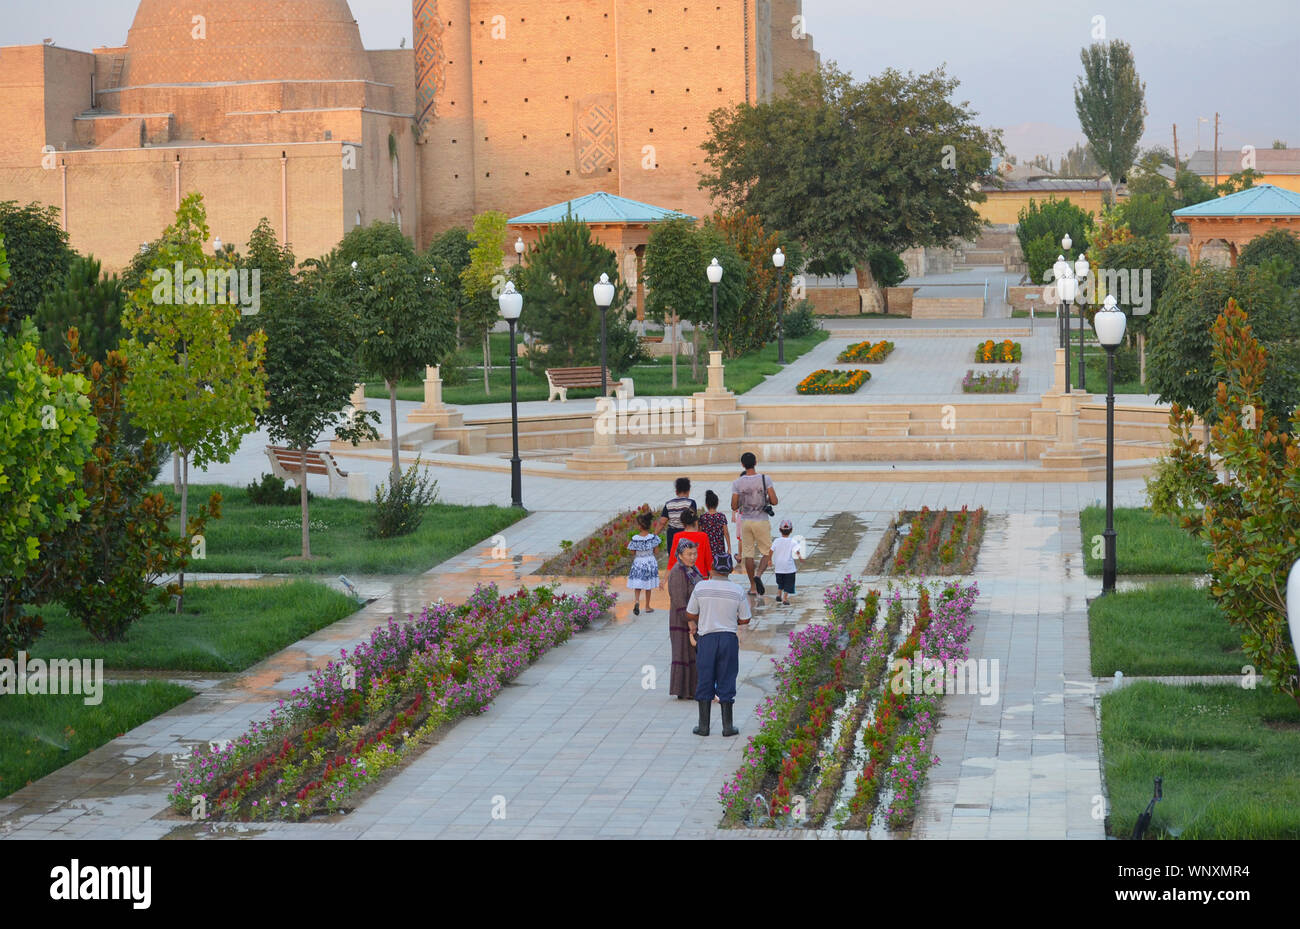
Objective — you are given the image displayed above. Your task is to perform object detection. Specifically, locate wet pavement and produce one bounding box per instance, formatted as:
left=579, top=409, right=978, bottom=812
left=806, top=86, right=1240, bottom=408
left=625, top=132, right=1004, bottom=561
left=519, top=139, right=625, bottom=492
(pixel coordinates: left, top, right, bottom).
left=0, top=478, right=1152, bottom=840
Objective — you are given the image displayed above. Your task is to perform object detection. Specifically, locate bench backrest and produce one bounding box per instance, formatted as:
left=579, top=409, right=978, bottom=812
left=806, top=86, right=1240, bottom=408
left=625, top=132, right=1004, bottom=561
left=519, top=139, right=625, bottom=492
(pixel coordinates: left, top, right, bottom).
left=548, top=367, right=614, bottom=386
left=269, top=447, right=338, bottom=476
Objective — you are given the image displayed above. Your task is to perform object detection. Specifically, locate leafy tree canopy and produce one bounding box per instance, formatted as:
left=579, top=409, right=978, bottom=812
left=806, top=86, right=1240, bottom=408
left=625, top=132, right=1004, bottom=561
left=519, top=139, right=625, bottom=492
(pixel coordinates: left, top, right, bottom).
left=1074, top=40, right=1147, bottom=198
left=0, top=201, right=74, bottom=336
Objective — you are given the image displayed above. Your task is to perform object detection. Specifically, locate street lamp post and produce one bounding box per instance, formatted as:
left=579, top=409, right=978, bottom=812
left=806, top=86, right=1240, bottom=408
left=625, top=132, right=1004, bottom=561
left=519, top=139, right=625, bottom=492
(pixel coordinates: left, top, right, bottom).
left=498, top=282, right=524, bottom=509
left=1075, top=252, right=1090, bottom=391
left=1053, top=253, right=1075, bottom=394
left=706, top=258, right=723, bottom=352
left=593, top=272, right=616, bottom=399
left=514, top=236, right=525, bottom=267
left=773, top=247, right=787, bottom=364
left=1095, top=295, right=1127, bottom=594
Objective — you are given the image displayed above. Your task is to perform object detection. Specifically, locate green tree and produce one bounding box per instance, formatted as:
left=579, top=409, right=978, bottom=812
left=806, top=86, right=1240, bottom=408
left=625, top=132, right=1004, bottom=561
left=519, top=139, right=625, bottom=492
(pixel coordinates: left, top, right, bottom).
left=706, top=211, right=806, bottom=357
left=43, top=331, right=217, bottom=642
left=1146, top=263, right=1298, bottom=429
left=1216, top=168, right=1265, bottom=196
left=1156, top=301, right=1299, bottom=707
left=1074, top=40, right=1147, bottom=202
left=460, top=212, right=509, bottom=395
left=867, top=246, right=908, bottom=289
left=1090, top=233, right=1178, bottom=383
left=0, top=202, right=74, bottom=336
left=1057, top=141, right=1103, bottom=177
left=119, top=193, right=267, bottom=608
left=644, top=217, right=746, bottom=381
left=1240, top=228, right=1300, bottom=289
left=34, top=255, right=129, bottom=369
left=1016, top=197, right=1095, bottom=284
left=518, top=214, right=640, bottom=373
left=331, top=222, right=456, bottom=483
left=1117, top=193, right=1170, bottom=240
left=701, top=63, right=999, bottom=311
left=0, top=238, right=98, bottom=658
left=251, top=222, right=379, bottom=558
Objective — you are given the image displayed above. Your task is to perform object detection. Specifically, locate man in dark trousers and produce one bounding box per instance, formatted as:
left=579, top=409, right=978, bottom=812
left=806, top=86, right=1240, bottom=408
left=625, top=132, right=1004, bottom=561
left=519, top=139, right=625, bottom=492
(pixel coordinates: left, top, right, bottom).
left=685, top=552, right=752, bottom=737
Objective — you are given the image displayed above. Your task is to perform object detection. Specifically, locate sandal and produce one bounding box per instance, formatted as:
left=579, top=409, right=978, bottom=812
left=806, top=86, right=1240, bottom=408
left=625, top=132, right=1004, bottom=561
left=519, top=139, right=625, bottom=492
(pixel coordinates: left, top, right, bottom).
left=633, top=604, right=640, bottom=615
left=645, top=607, right=655, bottom=613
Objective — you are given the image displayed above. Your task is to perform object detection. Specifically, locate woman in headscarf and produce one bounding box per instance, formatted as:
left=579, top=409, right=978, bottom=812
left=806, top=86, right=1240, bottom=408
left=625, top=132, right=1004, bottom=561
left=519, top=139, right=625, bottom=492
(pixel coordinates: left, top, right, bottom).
left=667, top=537, right=703, bottom=700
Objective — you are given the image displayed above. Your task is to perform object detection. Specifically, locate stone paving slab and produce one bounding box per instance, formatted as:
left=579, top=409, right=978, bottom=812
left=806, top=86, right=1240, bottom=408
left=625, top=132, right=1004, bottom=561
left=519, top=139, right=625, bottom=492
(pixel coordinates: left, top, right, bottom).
left=0, top=475, right=1149, bottom=840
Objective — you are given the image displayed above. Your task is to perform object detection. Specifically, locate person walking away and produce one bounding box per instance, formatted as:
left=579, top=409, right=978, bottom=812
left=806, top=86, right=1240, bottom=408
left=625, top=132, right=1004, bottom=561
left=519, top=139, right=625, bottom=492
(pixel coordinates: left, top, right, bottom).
left=658, top=477, right=697, bottom=555
left=768, top=519, right=803, bottom=605
left=698, top=490, right=731, bottom=559
left=730, top=452, right=777, bottom=604
left=626, top=511, right=661, bottom=616
left=666, top=508, right=712, bottom=576
left=685, top=552, right=752, bottom=737
left=667, top=538, right=703, bottom=699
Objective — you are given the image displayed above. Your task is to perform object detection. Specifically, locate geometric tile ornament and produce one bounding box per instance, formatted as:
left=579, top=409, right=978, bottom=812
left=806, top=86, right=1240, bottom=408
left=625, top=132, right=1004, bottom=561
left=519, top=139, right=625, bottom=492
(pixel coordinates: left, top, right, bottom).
left=576, top=95, right=617, bottom=176
left=414, top=0, right=446, bottom=138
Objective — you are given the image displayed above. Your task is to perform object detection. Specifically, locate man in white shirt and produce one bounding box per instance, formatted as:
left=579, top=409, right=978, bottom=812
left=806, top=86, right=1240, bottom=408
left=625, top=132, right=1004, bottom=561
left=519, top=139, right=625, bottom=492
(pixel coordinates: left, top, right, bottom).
left=685, top=552, right=752, bottom=737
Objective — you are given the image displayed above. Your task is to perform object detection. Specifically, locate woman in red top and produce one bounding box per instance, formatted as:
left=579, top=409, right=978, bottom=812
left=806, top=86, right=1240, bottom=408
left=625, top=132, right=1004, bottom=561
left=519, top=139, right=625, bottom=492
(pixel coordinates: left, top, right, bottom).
left=666, top=508, right=713, bottom=575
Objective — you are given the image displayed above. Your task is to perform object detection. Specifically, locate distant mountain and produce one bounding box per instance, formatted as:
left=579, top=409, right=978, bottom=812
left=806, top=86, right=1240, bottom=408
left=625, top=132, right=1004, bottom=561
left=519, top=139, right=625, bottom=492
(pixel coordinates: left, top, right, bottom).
left=998, top=122, right=1087, bottom=166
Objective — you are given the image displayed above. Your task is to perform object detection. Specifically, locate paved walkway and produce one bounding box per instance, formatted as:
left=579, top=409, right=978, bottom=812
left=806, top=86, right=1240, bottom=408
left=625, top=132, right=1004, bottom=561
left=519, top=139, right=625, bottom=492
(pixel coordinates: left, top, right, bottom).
left=0, top=476, right=1148, bottom=840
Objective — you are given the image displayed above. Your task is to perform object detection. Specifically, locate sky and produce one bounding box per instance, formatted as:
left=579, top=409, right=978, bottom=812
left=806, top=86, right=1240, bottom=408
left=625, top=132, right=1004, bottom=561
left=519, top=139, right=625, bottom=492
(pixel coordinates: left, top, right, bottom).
left=11, top=0, right=1299, bottom=165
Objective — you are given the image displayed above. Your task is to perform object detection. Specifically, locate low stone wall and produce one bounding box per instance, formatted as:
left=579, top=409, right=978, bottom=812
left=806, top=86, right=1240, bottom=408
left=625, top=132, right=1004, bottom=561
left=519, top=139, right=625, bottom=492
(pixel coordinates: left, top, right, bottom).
left=807, top=287, right=861, bottom=316
left=884, top=287, right=914, bottom=316
left=1007, top=285, right=1050, bottom=313
left=911, top=297, right=985, bottom=319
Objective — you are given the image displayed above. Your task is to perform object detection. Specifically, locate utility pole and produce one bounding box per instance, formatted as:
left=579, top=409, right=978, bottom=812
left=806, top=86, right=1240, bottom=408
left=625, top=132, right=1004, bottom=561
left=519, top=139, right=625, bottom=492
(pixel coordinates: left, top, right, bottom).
left=1172, top=123, right=1180, bottom=172
left=1214, top=112, right=1220, bottom=187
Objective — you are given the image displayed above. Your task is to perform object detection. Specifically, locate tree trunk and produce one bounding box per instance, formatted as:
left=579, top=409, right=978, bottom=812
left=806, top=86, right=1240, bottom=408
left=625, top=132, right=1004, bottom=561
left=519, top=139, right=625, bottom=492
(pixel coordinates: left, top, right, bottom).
left=670, top=313, right=678, bottom=390
left=387, top=379, right=401, bottom=485
left=172, top=454, right=181, bottom=494
left=483, top=330, right=491, bottom=396
left=853, top=261, right=884, bottom=315
left=1138, top=332, right=1147, bottom=386
left=176, top=451, right=189, bottom=613
left=300, top=447, right=311, bottom=559
left=691, top=324, right=700, bottom=381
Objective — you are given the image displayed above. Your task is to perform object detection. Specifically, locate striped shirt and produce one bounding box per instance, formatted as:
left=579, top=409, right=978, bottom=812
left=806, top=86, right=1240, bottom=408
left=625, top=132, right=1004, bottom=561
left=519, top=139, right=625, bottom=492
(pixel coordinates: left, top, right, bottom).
left=686, top=579, right=752, bottom=636
left=660, top=496, right=698, bottom=530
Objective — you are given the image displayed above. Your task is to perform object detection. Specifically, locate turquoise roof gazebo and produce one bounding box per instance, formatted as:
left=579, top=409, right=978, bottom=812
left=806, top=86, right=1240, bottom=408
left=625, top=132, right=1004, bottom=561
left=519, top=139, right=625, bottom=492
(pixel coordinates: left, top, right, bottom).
left=508, top=192, right=695, bottom=326
left=1172, top=184, right=1300, bottom=266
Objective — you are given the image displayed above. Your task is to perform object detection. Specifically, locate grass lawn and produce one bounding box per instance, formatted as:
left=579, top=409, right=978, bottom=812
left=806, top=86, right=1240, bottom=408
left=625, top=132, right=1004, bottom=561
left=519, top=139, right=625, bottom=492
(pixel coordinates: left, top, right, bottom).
left=160, top=484, right=525, bottom=574
left=31, top=581, right=360, bottom=672
left=366, top=331, right=829, bottom=405
left=1064, top=344, right=1146, bottom=395
left=1089, top=583, right=1243, bottom=676
left=1101, top=682, right=1300, bottom=839
left=1080, top=506, right=1209, bottom=576
left=0, top=682, right=194, bottom=800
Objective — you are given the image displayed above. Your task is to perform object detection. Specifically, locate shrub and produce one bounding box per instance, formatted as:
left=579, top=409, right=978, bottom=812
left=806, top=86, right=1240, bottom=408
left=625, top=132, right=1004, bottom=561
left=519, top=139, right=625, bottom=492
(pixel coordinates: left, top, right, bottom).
left=369, top=458, right=439, bottom=539
left=246, top=473, right=312, bottom=507
left=782, top=300, right=820, bottom=339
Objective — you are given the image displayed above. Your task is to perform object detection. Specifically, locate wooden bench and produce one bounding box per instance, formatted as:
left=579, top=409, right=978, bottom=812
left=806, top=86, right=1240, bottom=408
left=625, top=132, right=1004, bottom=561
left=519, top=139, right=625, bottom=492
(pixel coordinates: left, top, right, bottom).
left=545, top=366, right=618, bottom=403
left=265, top=446, right=350, bottom=498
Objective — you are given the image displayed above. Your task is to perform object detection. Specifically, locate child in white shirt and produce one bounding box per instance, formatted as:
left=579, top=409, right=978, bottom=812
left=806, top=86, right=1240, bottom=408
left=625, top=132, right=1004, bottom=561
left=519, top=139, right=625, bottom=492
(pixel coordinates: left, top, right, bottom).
left=768, top=519, right=803, bottom=606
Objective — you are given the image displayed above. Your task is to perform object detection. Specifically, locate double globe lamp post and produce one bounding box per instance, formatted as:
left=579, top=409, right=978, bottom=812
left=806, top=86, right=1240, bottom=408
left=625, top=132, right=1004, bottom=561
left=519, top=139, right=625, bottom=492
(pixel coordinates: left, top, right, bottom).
left=773, top=247, right=787, bottom=364
left=1052, top=237, right=1090, bottom=395
left=1094, top=294, right=1127, bottom=594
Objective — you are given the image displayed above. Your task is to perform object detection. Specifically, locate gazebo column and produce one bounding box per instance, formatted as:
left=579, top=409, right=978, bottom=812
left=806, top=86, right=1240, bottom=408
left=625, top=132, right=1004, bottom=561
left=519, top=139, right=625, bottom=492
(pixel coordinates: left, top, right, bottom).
left=1188, top=239, right=1202, bottom=265
left=1227, top=241, right=1239, bottom=267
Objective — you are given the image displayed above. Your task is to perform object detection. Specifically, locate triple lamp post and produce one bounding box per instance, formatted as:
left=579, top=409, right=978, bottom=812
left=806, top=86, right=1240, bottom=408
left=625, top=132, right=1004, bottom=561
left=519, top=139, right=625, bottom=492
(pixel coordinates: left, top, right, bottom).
left=1052, top=235, right=1090, bottom=394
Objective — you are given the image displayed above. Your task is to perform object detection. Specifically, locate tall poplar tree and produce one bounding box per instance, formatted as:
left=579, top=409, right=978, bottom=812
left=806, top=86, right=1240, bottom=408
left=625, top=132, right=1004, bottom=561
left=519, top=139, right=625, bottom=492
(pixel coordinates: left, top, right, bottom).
left=1074, top=40, right=1147, bottom=203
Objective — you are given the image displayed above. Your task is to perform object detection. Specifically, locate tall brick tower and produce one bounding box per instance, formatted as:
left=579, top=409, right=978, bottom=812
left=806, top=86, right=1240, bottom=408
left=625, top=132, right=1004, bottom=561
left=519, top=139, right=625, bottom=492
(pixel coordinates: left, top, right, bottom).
left=412, top=0, right=818, bottom=242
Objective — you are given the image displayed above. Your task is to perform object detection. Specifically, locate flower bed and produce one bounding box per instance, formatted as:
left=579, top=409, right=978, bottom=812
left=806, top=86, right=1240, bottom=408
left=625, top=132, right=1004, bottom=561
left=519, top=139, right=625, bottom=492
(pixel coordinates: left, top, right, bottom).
left=974, top=339, right=1022, bottom=363
left=168, top=581, right=616, bottom=822
left=962, top=368, right=1020, bottom=393
left=837, top=340, right=895, bottom=364
left=537, top=505, right=662, bottom=577
left=865, top=506, right=987, bottom=576
left=797, top=368, right=870, bottom=395
left=718, top=579, right=979, bottom=833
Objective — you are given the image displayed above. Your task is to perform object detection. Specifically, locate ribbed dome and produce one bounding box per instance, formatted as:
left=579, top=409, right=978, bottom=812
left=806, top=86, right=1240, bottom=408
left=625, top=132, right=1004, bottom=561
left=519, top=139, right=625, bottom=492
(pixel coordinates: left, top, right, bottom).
left=124, top=0, right=374, bottom=85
